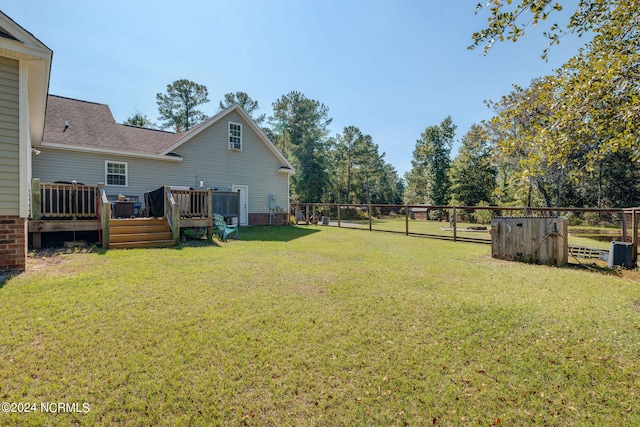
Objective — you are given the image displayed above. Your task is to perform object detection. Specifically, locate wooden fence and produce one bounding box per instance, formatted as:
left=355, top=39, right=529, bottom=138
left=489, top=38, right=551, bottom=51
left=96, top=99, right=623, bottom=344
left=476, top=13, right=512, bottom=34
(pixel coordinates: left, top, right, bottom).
left=292, top=202, right=640, bottom=262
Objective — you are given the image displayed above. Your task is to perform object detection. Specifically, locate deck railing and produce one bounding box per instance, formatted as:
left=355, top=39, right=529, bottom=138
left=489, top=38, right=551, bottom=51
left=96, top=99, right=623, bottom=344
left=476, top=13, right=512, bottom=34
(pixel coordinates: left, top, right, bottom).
left=31, top=180, right=239, bottom=224
left=31, top=179, right=97, bottom=220
left=168, top=189, right=240, bottom=219
left=170, top=189, right=209, bottom=218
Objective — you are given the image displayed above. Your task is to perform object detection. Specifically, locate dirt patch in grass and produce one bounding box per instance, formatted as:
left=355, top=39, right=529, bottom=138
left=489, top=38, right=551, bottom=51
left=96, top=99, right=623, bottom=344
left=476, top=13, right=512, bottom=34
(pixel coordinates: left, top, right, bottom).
left=24, top=245, right=99, bottom=276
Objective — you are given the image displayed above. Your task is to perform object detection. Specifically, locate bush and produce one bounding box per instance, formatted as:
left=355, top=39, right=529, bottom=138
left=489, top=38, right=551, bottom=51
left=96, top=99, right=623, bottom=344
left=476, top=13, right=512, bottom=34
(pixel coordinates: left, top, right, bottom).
left=472, top=202, right=494, bottom=224
left=566, top=212, right=583, bottom=226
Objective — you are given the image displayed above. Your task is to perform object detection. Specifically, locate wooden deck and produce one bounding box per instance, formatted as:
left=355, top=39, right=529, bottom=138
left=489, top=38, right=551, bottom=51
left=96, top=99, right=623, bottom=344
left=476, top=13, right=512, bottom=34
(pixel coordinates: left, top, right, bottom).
left=28, top=180, right=238, bottom=249
left=29, top=218, right=213, bottom=233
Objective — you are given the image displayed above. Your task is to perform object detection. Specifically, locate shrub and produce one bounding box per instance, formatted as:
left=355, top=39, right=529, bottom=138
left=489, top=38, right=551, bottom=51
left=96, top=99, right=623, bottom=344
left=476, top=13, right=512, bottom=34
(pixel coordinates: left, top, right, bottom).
left=472, top=201, right=494, bottom=224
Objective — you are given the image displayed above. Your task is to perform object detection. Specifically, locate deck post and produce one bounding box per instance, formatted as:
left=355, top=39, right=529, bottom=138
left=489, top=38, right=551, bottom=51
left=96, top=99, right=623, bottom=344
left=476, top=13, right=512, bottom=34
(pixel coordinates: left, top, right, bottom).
left=98, top=183, right=110, bottom=248
left=31, top=178, right=41, bottom=221
left=163, top=186, right=170, bottom=218
left=171, top=202, right=180, bottom=244
left=207, top=189, right=214, bottom=241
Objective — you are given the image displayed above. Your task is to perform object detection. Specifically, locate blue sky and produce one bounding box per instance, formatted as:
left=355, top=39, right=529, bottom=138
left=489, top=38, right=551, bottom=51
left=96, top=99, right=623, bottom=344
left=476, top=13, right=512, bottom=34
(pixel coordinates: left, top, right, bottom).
left=3, top=1, right=587, bottom=176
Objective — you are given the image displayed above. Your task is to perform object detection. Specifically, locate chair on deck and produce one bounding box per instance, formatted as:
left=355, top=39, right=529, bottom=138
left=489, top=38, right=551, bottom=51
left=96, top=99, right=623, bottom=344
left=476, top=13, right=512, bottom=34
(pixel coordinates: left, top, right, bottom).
left=213, top=214, right=238, bottom=242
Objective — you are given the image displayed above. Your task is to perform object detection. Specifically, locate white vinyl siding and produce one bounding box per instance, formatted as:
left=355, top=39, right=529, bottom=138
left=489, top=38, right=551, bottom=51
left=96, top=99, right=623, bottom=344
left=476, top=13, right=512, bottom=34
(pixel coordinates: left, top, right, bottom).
left=0, top=56, right=20, bottom=215
left=228, top=122, right=242, bottom=150
left=105, top=161, right=127, bottom=186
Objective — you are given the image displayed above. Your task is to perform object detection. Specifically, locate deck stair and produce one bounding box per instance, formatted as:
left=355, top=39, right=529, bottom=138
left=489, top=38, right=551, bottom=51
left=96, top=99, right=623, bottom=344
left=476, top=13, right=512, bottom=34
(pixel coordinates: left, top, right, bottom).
left=109, top=218, right=176, bottom=249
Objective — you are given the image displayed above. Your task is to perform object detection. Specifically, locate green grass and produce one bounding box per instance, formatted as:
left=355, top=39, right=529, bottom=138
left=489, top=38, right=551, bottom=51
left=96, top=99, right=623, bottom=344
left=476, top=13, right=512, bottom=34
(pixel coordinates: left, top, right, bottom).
left=1, top=226, right=639, bottom=426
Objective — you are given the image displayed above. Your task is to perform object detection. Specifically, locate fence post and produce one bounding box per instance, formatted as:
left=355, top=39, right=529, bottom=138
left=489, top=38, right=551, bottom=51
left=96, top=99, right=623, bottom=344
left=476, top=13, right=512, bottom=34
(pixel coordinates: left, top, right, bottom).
left=337, top=204, right=341, bottom=228
left=368, top=203, right=372, bottom=231
left=31, top=178, right=41, bottom=221
left=313, top=206, right=316, bottom=224
left=622, top=212, right=628, bottom=243
left=405, top=205, right=409, bottom=235
left=453, top=207, right=457, bottom=242
left=305, top=205, right=309, bottom=225
left=632, top=209, right=638, bottom=265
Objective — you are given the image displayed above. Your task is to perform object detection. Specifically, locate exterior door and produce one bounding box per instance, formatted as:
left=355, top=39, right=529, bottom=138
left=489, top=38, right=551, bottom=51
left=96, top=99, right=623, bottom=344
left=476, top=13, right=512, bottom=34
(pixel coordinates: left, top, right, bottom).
left=232, top=185, right=248, bottom=226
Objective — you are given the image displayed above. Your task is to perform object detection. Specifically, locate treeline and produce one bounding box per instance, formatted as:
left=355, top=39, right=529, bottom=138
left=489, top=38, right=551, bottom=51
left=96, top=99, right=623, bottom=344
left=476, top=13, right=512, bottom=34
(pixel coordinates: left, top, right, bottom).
left=404, top=112, right=640, bottom=210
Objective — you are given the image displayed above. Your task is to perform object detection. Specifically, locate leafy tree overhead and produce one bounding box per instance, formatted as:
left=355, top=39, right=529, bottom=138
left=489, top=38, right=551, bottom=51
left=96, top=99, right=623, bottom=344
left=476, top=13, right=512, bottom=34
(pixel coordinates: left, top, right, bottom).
left=474, top=0, right=640, bottom=175
left=218, top=91, right=266, bottom=125
left=124, top=111, right=157, bottom=129
left=470, top=0, right=637, bottom=58
left=404, top=116, right=456, bottom=206
left=156, top=79, right=210, bottom=132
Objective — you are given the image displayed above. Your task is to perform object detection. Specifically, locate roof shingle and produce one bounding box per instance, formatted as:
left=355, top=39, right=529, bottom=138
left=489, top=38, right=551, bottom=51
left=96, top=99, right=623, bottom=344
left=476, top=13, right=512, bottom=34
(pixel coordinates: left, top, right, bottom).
left=42, top=95, right=181, bottom=154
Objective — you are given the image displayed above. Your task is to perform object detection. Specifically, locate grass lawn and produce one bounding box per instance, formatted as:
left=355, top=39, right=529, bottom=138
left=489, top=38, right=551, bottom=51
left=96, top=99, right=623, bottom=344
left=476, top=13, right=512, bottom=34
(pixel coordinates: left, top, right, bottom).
left=1, top=226, right=639, bottom=426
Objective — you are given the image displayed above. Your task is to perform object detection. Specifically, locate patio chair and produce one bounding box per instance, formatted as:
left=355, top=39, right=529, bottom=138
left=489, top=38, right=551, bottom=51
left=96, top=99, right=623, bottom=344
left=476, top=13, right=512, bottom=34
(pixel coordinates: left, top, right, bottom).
left=213, top=214, right=238, bottom=242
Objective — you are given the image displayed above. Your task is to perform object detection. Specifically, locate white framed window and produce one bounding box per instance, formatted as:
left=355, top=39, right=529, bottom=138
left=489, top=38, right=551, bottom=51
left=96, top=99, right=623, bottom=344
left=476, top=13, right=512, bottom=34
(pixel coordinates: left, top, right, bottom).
left=228, top=122, right=242, bottom=150
left=105, top=161, right=128, bottom=186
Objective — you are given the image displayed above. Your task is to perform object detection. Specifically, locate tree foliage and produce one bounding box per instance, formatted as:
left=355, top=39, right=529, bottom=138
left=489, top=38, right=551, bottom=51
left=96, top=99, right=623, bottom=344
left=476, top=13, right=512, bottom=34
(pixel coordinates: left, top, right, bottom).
left=329, top=126, right=403, bottom=205
left=270, top=91, right=332, bottom=203
left=405, top=117, right=456, bottom=206
left=218, top=91, right=266, bottom=125
left=124, top=111, right=157, bottom=129
left=477, top=0, right=640, bottom=205
left=470, top=0, right=637, bottom=58
left=156, top=79, right=210, bottom=132
left=449, top=124, right=496, bottom=206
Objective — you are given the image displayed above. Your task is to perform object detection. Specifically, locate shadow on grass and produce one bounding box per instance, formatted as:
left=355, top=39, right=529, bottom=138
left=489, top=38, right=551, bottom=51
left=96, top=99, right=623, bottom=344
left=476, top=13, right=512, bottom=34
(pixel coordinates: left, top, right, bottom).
left=564, top=261, right=623, bottom=276
left=239, top=225, right=321, bottom=242
left=92, top=239, right=222, bottom=254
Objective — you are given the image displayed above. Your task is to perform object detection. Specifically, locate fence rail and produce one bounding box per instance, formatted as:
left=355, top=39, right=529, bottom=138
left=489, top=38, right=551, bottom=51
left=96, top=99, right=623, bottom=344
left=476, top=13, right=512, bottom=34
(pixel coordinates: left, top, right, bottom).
left=292, top=203, right=639, bottom=262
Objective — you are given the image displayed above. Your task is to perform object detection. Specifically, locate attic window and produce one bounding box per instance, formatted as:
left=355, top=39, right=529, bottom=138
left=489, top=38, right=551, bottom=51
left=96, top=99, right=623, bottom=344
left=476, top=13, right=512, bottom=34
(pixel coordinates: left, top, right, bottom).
left=228, top=122, right=242, bottom=151
left=105, top=161, right=127, bottom=187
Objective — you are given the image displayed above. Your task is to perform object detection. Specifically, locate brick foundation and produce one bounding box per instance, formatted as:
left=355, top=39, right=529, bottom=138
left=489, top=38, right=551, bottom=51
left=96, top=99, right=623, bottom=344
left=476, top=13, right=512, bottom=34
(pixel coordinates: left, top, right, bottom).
left=0, top=216, right=27, bottom=271
left=248, top=213, right=290, bottom=225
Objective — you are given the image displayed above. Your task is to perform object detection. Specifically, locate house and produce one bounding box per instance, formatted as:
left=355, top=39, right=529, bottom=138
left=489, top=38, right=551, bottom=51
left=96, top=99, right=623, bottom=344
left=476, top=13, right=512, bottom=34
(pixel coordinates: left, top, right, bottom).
left=0, top=12, right=52, bottom=271
left=34, top=95, right=294, bottom=227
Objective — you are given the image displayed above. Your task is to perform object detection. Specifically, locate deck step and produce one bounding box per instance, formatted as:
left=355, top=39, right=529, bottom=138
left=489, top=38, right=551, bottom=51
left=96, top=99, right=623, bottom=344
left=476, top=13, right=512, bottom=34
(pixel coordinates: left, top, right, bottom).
left=109, top=240, right=176, bottom=249
left=110, top=232, right=173, bottom=243
left=109, top=225, right=170, bottom=234
left=108, top=218, right=175, bottom=249
left=111, top=218, right=167, bottom=227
